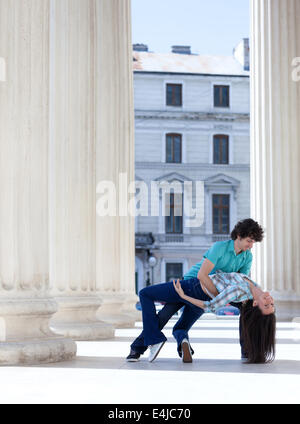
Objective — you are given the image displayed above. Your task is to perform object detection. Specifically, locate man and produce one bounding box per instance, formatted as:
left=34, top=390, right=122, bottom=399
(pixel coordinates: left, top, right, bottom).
left=126, top=218, right=264, bottom=363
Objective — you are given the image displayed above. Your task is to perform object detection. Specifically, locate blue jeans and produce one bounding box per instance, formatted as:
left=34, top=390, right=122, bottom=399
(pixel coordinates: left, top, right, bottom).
left=131, top=278, right=210, bottom=357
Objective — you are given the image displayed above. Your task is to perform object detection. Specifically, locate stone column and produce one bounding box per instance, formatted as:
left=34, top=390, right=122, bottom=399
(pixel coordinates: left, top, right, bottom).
left=95, top=0, right=140, bottom=328
left=0, top=0, right=76, bottom=364
left=48, top=0, right=114, bottom=339
left=250, top=0, right=300, bottom=320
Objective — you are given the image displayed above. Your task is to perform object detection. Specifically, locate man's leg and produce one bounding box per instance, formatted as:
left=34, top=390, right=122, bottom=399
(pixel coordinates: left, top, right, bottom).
left=230, top=302, right=247, bottom=359
left=130, top=302, right=183, bottom=355
left=238, top=312, right=247, bottom=359
left=172, top=304, right=204, bottom=358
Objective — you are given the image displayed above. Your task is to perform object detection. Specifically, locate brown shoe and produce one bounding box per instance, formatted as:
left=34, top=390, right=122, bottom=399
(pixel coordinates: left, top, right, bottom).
left=181, top=339, right=193, bottom=363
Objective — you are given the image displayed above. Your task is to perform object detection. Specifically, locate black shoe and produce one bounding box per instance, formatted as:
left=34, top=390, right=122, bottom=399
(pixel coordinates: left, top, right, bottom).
left=126, top=350, right=140, bottom=362
left=181, top=338, right=193, bottom=363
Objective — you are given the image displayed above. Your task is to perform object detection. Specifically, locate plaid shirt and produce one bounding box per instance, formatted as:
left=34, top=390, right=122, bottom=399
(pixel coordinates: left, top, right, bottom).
left=202, top=272, right=258, bottom=313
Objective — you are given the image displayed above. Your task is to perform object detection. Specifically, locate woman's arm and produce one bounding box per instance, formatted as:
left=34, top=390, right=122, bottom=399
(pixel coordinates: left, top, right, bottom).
left=173, top=279, right=206, bottom=309
left=174, top=277, right=250, bottom=313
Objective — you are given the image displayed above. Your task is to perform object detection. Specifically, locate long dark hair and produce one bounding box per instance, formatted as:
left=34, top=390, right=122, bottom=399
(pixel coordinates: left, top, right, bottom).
left=240, top=300, right=276, bottom=363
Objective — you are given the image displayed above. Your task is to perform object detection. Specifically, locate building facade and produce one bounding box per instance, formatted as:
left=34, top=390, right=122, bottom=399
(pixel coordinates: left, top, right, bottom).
left=133, top=40, right=251, bottom=292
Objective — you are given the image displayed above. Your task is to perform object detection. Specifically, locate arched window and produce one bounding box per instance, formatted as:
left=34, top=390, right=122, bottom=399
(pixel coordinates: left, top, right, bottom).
left=213, top=134, right=229, bottom=164
left=166, top=133, right=182, bottom=163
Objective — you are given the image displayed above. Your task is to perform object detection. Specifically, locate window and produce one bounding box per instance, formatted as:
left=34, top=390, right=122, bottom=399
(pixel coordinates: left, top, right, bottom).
left=166, top=133, right=182, bottom=163
left=165, top=192, right=183, bottom=234
left=166, top=263, right=183, bottom=282
left=166, top=83, right=182, bottom=106
left=213, top=135, right=229, bottom=164
left=214, top=85, right=230, bottom=107
left=212, top=194, right=230, bottom=234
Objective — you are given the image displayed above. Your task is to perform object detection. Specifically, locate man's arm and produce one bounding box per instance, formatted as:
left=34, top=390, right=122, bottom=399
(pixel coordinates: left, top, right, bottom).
left=202, top=284, right=249, bottom=313
left=197, top=259, right=218, bottom=297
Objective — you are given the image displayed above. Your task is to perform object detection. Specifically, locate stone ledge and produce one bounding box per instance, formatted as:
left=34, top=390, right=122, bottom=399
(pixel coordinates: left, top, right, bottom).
left=0, top=337, right=76, bottom=366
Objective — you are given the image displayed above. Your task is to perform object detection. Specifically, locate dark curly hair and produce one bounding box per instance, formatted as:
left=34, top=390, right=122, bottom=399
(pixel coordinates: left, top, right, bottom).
left=240, top=300, right=276, bottom=363
left=231, top=218, right=264, bottom=242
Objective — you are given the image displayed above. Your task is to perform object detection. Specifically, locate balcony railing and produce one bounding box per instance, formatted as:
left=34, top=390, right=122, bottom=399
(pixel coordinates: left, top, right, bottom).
left=156, top=234, right=192, bottom=243
left=153, top=233, right=230, bottom=245
left=212, top=234, right=230, bottom=241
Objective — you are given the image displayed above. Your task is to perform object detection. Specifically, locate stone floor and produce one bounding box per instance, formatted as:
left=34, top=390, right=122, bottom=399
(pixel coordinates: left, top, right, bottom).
left=0, top=316, right=300, bottom=404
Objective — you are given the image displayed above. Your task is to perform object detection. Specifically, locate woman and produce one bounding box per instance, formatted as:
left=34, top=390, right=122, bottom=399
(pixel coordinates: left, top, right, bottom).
left=173, top=274, right=276, bottom=363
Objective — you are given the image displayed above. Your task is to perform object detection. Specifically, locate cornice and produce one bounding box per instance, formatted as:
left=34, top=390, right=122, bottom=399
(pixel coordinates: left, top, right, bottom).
left=134, top=110, right=250, bottom=122
left=135, top=162, right=250, bottom=171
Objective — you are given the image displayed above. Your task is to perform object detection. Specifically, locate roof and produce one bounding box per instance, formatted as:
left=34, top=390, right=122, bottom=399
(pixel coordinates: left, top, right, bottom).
left=133, top=51, right=249, bottom=77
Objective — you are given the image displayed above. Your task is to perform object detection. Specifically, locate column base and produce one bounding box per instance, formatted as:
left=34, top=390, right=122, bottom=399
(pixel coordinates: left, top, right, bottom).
left=0, top=297, right=77, bottom=365
left=0, top=337, right=76, bottom=366
left=273, top=299, right=300, bottom=321
left=96, top=292, right=136, bottom=328
left=50, top=296, right=115, bottom=340
left=121, top=292, right=142, bottom=321
left=292, top=317, right=300, bottom=341
left=51, top=322, right=114, bottom=340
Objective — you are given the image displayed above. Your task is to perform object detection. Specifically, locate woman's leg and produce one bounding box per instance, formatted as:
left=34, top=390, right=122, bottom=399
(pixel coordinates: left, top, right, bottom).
left=138, top=282, right=183, bottom=346
left=130, top=302, right=183, bottom=354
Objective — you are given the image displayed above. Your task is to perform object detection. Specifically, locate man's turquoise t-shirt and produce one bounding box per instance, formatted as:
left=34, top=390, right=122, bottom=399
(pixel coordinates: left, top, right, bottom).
left=183, top=239, right=252, bottom=280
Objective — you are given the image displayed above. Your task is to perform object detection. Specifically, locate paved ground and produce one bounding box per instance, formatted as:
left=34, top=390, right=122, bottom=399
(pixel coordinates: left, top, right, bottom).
left=0, top=317, right=300, bottom=404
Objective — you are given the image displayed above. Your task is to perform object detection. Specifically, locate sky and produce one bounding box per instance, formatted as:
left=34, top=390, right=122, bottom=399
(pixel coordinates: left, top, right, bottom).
left=131, top=0, right=250, bottom=56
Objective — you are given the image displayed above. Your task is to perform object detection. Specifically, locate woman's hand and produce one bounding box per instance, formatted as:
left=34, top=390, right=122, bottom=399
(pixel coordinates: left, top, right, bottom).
left=173, top=279, right=186, bottom=299
left=173, top=279, right=206, bottom=310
